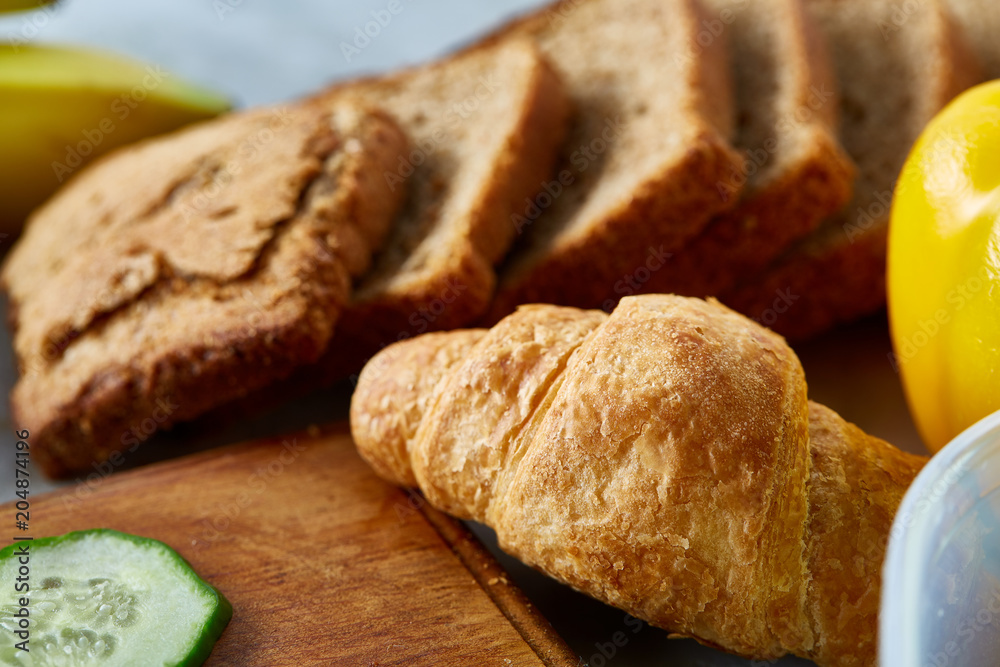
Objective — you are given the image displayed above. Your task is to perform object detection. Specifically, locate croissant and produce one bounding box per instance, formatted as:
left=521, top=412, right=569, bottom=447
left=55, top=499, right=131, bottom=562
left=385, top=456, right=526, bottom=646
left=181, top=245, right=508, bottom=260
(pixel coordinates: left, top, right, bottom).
left=349, top=294, right=927, bottom=666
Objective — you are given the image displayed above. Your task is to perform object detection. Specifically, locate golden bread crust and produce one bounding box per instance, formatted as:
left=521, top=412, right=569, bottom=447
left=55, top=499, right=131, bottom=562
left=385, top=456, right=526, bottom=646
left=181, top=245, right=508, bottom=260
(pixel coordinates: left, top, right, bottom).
left=640, top=0, right=855, bottom=299
left=486, top=0, right=746, bottom=316
left=722, top=0, right=982, bottom=338
left=4, top=102, right=408, bottom=476
left=316, top=39, right=571, bottom=349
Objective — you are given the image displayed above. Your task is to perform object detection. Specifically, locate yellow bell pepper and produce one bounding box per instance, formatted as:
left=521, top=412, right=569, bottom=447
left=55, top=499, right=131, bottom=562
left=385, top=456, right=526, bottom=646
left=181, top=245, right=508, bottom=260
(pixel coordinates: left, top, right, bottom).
left=888, top=80, right=1000, bottom=453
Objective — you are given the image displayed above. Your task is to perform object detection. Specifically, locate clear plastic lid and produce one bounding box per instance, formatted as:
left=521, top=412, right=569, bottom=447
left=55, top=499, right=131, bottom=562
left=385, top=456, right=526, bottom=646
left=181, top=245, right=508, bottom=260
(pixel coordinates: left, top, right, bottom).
left=881, top=409, right=1000, bottom=665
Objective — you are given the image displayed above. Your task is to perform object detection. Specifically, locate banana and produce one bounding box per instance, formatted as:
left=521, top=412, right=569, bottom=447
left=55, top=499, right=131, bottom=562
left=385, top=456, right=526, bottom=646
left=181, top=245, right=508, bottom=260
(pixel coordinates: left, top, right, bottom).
left=0, top=0, right=56, bottom=13
left=0, top=44, right=230, bottom=234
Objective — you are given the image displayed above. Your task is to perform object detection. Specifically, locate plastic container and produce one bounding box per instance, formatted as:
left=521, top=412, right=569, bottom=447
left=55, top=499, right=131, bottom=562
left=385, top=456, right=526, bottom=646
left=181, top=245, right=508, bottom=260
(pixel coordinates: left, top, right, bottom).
left=882, top=409, right=1000, bottom=666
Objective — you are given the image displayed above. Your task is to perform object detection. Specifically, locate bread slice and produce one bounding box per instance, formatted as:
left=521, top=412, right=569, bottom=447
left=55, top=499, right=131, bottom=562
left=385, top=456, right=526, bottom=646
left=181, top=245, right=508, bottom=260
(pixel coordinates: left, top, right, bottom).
left=722, top=0, right=981, bottom=339
left=184, top=37, right=569, bottom=416
left=486, top=0, right=745, bottom=316
left=945, top=0, right=1000, bottom=79
left=314, top=39, right=569, bottom=363
left=636, top=0, right=855, bottom=299
left=1, top=101, right=408, bottom=477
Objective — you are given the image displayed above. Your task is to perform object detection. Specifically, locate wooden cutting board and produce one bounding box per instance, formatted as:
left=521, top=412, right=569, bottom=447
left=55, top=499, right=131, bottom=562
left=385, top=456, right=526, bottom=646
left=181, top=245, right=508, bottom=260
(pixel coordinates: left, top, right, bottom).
left=2, top=423, right=579, bottom=666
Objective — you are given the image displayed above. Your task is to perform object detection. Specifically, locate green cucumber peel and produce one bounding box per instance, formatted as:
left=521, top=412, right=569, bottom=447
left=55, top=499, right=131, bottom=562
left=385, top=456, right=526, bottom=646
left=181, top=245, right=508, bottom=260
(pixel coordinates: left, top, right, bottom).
left=0, top=529, right=231, bottom=666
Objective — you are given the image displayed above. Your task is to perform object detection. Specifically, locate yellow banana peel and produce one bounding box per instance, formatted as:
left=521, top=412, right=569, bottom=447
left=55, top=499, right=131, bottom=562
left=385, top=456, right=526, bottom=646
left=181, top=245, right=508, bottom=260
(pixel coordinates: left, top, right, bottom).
left=0, top=44, right=230, bottom=233
left=0, top=0, right=56, bottom=14
left=888, top=80, right=1000, bottom=453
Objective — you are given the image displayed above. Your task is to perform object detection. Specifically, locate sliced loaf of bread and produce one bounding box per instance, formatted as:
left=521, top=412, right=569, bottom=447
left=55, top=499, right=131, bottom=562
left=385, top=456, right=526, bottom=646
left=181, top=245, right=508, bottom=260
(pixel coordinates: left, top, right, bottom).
left=636, top=0, right=855, bottom=300
left=486, top=0, right=745, bottom=316
left=1, top=102, right=408, bottom=476
left=723, top=0, right=981, bottom=339
left=315, top=39, right=569, bottom=358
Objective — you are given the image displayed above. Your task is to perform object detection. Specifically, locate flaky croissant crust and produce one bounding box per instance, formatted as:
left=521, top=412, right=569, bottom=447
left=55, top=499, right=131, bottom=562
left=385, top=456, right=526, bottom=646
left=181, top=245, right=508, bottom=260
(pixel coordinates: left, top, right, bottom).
left=350, top=294, right=926, bottom=667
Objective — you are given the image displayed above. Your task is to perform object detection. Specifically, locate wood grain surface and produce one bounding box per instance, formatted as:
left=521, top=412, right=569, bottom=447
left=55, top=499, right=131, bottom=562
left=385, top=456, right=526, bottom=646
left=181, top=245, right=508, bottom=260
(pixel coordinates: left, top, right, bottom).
left=2, top=423, right=578, bottom=666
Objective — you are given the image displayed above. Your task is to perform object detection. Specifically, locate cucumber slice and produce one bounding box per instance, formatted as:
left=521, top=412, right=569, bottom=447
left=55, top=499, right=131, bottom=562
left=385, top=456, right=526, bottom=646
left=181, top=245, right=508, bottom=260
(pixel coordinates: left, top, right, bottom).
left=0, top=529, right=231, bottom=666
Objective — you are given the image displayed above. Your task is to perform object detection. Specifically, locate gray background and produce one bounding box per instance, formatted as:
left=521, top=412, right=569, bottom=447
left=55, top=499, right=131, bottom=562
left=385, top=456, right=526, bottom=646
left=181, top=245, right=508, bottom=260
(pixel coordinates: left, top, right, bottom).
left=0, top=2, right=926, bottom=665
